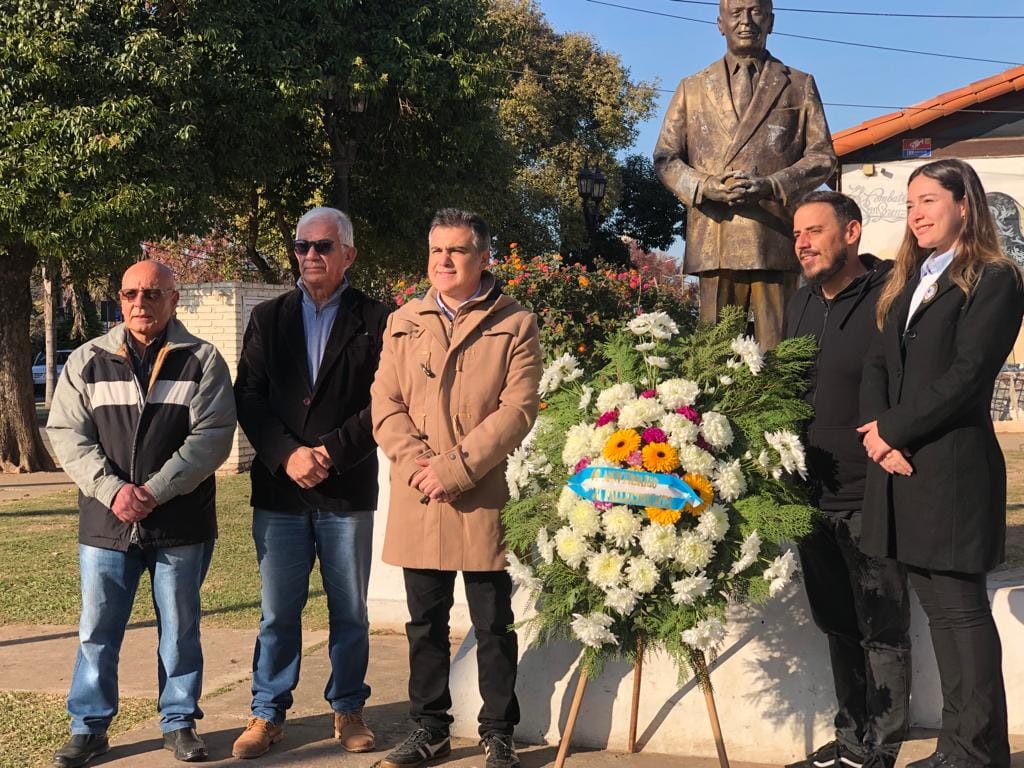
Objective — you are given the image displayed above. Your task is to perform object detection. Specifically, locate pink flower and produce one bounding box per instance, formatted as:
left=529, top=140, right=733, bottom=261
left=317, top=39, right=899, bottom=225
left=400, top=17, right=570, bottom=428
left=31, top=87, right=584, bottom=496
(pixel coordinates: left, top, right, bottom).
left=626, top=450, right=643, bottom=467
left=594, top=501, right=614, bottom=511
left=640, top=389, right=656, bottom=399
left=596, top=410, right=619, bottom=427
left=642, top=427, right=667, bottom=443
left=574, top=457, right=591, bottom=474
left=678, top=406, right=702, bottom=425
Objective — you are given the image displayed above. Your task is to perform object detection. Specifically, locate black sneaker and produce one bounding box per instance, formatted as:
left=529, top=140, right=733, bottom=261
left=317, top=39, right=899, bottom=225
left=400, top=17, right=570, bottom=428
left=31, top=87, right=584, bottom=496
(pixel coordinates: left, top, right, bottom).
left=52, top=734, right=110, bottom=768
left=786, top=740, right=867, bottom=768
left=379, top=727, right=451, bottom=768
left=481, top=732, right=520, bottom=768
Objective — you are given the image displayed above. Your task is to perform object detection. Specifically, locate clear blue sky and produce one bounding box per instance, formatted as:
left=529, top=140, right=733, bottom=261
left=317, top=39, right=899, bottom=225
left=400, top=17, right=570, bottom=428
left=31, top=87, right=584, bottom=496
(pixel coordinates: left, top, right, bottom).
left=537, top=0, right=1022, bottom=159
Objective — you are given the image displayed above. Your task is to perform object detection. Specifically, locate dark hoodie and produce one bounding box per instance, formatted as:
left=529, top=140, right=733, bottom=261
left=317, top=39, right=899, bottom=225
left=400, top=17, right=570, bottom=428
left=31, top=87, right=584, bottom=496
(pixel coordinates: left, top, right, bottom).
left=784, top=254, right=892, bottom=512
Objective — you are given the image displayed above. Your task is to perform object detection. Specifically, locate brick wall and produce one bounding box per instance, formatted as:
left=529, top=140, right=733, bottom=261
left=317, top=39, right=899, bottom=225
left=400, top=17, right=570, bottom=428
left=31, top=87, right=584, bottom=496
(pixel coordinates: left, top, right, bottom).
left=176, top=282, right=291, bottom=473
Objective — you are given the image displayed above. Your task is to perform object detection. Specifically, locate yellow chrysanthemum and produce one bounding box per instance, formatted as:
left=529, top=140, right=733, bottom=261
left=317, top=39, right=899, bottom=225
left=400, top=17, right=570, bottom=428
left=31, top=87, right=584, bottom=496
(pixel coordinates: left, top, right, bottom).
left=603, top=429, right=641, bottom=463
left=683, top=473, right=714, bottom=517
left=645, top=506, right=682, bottom=525
left=642, top=441, right=680, bottom=473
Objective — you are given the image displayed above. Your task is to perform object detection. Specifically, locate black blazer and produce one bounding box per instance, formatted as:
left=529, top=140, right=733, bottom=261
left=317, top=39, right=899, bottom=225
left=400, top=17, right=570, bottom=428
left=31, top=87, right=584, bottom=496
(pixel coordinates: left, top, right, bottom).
left=859, top=262, right=1024, bottom=572
left=235, top=286, right=390, bottom=512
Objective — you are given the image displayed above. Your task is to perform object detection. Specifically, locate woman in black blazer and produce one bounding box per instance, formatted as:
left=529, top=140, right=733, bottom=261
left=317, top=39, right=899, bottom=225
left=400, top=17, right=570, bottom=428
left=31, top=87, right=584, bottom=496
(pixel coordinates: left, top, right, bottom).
left=858, top=159, right=1024, bottom=768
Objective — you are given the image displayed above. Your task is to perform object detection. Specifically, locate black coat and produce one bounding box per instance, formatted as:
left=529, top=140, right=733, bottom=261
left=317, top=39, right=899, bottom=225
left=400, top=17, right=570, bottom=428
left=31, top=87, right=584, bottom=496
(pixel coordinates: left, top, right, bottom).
left=860, top=262, right=1024, bottom=572
left=235, top=286, right=390, bottom=512
left=785, top=255, right=890, bottom=512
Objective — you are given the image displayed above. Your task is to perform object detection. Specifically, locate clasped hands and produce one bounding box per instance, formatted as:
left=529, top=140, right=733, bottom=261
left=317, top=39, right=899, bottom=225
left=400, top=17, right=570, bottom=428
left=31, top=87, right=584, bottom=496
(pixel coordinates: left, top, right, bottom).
left=412, top=457, right=460, bottom=504
left=702, top=170, right=773, bottom=206
left=856, top=421, right=913, bottom=477
left=284, top=445, right=334, bottom=489
left=112, top=483, right=157, bottom=523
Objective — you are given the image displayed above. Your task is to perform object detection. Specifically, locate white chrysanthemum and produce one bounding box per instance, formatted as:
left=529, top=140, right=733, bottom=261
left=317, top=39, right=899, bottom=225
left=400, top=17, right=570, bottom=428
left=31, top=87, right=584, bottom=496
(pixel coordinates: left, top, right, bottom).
left=681, top=616, right=727, bottom=653
left=626, top=556, right=660, bottom=594
left=617, top=398, right=667, bottom=429
left=634, top=341, right=656, bottom=352
left=671, top=573, right=712, bottom=606
left=765, top=430, right=808, bottom=479
left=590, top=423, right=617, bottom=454
left=730, top=530, right=762, bottom=575
left=589, top=456, right=617, bottom=469
left=718, top=375, right=733, bottom=386
left=505, top=550, right=542, bottom=591
left=628, top=311, right=679, bottom=340
left=656, top=378, right=700, bottom=410
left=602, top=505, right=642, bottom=548
left=555, top=526, right=591, bottom=568
left=571, top=612, right=617, bottom=648
left=505, top=445, right=531, bottom=500
left=679, top=443, right=716, bottom=475
left=538, top=352, right=584, bottom=397
left=562, top=423, right=595, bottom=468
left=713, top=459, right=747, bottom=502
left=662, top=412, right=700, bottom=448
left=536, top=526, right=555, bottom=565
left=604, top=586, right=640, bottom=615
left=578, top=385, right=594, bottom=412
left=638, top=523, right=677, bottom=562
left=730, top=335, right=764, bottom=376
left=763, top=549, right=798, bottom=597
left=645, top=355, right=669, bottom=370
left=568, top=499, right=602, bottom=537
left=556, top=486, right=580, bottom=518
left=587, top=549, right=625, bottom=590
left=675, top=531, right=714, bottom=573
left=596, top=382, right=637, bottom=414
left=696, top=504, right=730, bottom=543
left=700, top=411, right=734, bottom=450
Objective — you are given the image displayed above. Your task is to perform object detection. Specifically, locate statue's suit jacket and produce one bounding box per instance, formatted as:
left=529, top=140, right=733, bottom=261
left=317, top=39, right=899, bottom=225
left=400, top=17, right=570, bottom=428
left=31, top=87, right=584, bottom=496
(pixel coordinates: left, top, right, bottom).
left=654, top=54, right=836, bottom=275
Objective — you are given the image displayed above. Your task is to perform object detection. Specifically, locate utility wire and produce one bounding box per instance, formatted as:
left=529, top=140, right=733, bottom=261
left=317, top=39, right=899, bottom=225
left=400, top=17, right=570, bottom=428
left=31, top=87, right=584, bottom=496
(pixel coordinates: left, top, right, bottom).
left=663, top=0, right=1024, bottom=20
left=585, top=0, right=1024, bottom=67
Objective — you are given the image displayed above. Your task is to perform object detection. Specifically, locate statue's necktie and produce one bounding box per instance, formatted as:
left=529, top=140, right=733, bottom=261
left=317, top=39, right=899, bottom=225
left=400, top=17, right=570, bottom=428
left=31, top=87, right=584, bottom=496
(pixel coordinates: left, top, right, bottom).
left=733, top=63, right=755, bottom=116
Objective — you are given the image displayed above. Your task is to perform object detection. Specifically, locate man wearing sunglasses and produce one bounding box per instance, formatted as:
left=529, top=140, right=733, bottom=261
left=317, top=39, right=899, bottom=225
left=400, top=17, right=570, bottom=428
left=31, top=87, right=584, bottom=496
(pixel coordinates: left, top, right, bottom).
left=47, top=260, right=236, bottom=767
left=232, top=207, right=389, bottom=759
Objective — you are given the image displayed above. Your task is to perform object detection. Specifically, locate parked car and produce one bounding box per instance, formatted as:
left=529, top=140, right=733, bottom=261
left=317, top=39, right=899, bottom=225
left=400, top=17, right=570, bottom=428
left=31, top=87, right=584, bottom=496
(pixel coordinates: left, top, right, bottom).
left=33, top=349, right=74, bottom=392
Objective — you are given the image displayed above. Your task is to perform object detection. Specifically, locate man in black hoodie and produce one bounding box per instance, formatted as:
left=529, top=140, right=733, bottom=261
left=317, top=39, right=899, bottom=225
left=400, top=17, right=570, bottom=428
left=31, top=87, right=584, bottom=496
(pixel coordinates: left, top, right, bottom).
left=784, top=192, right=911, bottom=768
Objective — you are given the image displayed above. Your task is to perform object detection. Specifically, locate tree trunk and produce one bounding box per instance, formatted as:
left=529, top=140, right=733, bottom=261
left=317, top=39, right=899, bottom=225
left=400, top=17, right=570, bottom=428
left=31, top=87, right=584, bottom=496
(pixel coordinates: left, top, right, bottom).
left=42, top=261, right=56, bottom=406
left=244, top=187, right=281, bottom=283
left=0, top=243, right=57, bottom=472
left=273, top=206, right=300, bottom=280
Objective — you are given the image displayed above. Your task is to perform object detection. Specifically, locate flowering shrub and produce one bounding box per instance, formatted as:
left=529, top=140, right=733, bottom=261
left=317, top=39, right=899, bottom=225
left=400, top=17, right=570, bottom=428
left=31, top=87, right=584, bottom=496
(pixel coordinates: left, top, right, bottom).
left=387, top=246, right=696, bottom=369
left=501, top=306, right=818, bottom=683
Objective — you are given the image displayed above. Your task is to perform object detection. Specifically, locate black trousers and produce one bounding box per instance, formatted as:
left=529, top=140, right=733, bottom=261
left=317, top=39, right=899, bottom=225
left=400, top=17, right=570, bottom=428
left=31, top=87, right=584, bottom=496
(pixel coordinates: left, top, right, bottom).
left=907, top=568, right=1009, bottom=768
left=403, top=568, right=520, bottom=737
left=798, top=511, right=911, bottom=762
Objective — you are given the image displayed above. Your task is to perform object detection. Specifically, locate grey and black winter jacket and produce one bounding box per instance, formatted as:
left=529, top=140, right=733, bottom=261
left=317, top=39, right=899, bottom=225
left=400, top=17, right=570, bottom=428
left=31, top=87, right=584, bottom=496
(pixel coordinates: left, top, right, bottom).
left=47, top=318, right=236, bottom=551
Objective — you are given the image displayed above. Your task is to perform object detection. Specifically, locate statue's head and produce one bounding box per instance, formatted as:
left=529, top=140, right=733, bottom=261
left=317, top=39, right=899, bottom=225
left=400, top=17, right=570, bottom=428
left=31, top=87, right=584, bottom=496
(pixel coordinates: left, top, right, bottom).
left=718, top=0, right=774, bottom=57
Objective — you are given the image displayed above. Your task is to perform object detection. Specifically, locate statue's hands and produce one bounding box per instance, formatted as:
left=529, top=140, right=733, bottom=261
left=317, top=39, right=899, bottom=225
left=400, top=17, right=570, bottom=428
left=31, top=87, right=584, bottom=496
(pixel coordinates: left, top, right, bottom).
left=725, top=172, right=774, bottom=203
left=702, top=173, right=751, bottom=205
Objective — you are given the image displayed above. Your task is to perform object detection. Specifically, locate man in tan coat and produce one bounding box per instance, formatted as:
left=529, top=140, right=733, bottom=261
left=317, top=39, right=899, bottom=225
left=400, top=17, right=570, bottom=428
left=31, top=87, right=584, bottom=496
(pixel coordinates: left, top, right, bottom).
left=371, top=208, right=542, bottom=768
left=653, top=0, right=836, bottom=348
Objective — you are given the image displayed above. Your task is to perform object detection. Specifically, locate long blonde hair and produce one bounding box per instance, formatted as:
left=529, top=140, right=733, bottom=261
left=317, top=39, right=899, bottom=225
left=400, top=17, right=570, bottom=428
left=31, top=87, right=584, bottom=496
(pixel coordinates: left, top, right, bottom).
left=876, top=158, right=1017, bottom=329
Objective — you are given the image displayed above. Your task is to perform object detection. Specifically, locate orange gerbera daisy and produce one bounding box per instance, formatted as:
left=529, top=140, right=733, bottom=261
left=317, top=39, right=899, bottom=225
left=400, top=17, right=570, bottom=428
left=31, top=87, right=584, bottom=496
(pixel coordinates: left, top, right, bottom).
left=603, top=429, right=641, bottom=463
left=682, top=473, right=714, bottom=517
left=645, top=506, right=682, bottom=525
left=642, top=442, right=680, bottom=473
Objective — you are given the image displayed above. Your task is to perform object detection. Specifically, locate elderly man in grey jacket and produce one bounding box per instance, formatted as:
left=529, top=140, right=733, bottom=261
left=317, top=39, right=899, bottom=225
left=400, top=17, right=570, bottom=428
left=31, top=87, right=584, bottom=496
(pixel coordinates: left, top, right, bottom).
left=47, top=260, right=235, bottom=768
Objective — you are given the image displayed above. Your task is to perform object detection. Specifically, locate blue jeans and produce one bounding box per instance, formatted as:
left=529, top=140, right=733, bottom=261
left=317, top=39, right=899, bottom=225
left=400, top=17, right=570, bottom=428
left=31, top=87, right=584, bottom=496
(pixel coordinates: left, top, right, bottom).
left=250, top=507, right=373, bottom=723
left=69, top=542, right=214, bottom=735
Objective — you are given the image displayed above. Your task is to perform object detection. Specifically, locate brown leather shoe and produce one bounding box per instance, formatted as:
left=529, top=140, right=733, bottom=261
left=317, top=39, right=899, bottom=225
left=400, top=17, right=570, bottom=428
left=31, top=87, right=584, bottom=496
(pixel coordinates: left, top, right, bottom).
left=333, top=710, right=375, bottom=752
left=232, top=717, right=284, bottom=759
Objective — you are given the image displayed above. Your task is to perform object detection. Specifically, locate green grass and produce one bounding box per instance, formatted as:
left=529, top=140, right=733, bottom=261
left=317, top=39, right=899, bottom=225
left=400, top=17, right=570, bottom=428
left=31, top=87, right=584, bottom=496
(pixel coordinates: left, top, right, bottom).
left=0, top=474, right=332, bottom=629
left=0, top=691, right=155, bottom=768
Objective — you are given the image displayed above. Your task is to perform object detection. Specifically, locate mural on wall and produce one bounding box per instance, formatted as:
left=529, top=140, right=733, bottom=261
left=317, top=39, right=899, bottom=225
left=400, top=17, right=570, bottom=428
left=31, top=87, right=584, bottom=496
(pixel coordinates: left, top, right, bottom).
left=842, top=157, right=1024, bottom=266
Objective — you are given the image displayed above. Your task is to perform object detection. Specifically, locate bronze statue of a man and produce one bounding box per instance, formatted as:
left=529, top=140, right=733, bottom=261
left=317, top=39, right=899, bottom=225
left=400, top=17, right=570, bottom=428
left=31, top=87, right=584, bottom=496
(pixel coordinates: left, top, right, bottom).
left=654, top=0, right=837, bottom=348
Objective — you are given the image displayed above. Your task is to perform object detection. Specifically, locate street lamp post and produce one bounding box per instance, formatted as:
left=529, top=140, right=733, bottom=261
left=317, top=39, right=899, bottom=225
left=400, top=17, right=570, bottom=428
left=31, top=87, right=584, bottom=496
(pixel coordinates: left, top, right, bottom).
left=576, top=162, right=607, bottom=268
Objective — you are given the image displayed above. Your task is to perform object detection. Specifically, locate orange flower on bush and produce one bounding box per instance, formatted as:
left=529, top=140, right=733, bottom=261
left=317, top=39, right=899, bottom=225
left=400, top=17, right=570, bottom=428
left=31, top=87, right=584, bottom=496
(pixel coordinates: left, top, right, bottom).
left=603, top=429, right=641, bottom=463
left=578, top=276, right=590, bottom=287
left=645, top=506, right=682, bottom=525
left=642, top=442, right=679, bottom=473
left=682, top=473, right=714, bottom=517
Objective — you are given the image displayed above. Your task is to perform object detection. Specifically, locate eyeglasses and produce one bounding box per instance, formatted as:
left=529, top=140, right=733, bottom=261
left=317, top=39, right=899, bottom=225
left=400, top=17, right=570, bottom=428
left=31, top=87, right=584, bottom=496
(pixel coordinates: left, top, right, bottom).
left=293, top=239, right=340, bottom=257
left=119, top=288, right=172, bottom=302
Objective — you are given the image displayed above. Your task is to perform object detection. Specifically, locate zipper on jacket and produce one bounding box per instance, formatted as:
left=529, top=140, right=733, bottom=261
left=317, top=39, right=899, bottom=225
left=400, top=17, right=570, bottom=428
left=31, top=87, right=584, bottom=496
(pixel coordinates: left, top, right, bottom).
left=811, top=298, right=830, bottom=410
left=127, top=368, right=146, bottom=547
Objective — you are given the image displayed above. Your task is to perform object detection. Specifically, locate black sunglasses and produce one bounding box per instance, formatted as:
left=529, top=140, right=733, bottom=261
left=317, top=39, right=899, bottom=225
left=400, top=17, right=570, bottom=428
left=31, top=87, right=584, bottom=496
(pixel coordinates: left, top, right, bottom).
left=119, top=288, right=172, bottom=301
left=293, top=239, right=335, bottom=256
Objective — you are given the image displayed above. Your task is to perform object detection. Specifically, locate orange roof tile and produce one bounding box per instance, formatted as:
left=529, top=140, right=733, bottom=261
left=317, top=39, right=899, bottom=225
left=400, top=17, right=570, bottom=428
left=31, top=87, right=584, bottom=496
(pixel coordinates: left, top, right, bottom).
left=833, top=64, right=1024, bottom=157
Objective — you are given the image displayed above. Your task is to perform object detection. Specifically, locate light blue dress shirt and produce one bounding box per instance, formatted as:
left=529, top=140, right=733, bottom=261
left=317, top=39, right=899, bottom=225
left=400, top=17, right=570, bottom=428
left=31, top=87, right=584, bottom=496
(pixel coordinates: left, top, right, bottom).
left=298, top=277, right=348, bottom=387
